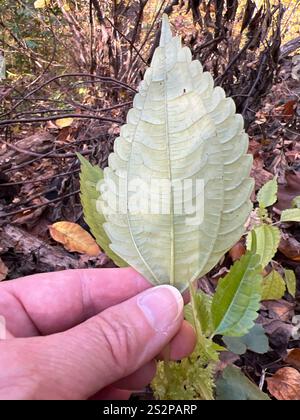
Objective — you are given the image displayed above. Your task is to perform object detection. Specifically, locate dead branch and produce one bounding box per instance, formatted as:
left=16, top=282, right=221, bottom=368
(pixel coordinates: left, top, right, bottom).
left=0, top=224, right=83, bottom=271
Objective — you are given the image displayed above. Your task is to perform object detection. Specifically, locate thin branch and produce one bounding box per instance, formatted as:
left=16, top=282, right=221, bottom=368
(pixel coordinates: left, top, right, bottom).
left=0, top=114, right=123, bottom=127
left=0, top=73, right=136, bottom=119
left=3, top=137, right=99, bottom=173
left=0, top=169, right=80, bottom=187
left=0, top=189, right=80, bottom=219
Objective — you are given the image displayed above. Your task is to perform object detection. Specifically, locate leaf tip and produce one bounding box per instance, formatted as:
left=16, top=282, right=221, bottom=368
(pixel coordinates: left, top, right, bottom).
left=160, top=14, right=173, bottom=46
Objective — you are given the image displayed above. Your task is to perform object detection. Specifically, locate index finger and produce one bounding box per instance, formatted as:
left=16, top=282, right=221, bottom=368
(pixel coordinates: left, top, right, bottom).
left=0, top=268, right=150, bottom=337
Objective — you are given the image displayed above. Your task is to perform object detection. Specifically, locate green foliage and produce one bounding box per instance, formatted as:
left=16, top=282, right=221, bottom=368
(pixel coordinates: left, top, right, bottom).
left=284, top=269, right=296, bottom=298
left=257, top=178, right=278, bottom=209
left=211, top=246, right=263, bottom=337
left=151, top=339, right=219, bottom=400
left=216, top=365, right=270, bottom=400
left=77, top=154, right=127, bottom=267
left=223, top=324, right=269, bottom=355
left=189, top=288, right=213, bottom=337
left=292, top=196, right=300, bottom=209
left=246, top=224, right=280, bottom=268
left=261, top=270, right=286, bottom=301
left=280, top=208, right=300, bottom=223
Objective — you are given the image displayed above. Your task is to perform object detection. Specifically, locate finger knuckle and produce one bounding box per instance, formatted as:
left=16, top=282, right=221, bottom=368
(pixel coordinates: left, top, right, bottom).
left=96, top=312, right=138, bottom=376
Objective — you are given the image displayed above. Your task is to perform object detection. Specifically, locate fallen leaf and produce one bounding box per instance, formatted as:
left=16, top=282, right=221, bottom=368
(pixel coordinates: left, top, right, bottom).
left=279, top=233, right=300, bottom=262
left=49, top=221, right=100, bottom=256
left=277, top=171, right=300, bottom=210
left=250, top=157, right=273, bottom=190
left=285, top=349, right=300, bottom=370
left=261, top=318, right=293, bottom=356
left=12, top=197, right=48, bottom=228
left=282, top=100, right=297, bottom=121
left=55, top=117, right=74, bottom=129
left=229, top=241, right=246, bottom=261
left=0, top=258, right=8, bottom=281
left=292, top=316, right=300, bottom=340
left=262, top=299, right=294, bottom=322
left=267, top=367, right=300, bottom=400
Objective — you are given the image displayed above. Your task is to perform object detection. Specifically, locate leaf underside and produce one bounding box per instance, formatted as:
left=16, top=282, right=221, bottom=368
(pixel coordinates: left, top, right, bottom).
left=93, top=16, right=253, bottom=291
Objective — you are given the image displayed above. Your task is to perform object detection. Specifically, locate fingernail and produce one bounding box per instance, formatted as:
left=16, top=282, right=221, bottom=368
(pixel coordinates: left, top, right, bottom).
left=137, top=285, right=183, bottom=332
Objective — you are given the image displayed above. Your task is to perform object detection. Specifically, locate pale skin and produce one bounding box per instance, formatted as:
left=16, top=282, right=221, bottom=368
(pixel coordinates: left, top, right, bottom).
left=0, top=267, right=196, bottom=400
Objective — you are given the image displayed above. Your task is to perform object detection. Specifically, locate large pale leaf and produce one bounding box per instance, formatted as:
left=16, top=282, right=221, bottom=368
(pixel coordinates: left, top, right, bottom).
left=99, top=15, right=253, bottom=292
left=246, top=224, right=280, bottom=268
left=211, top=245, right=263, bottom=337
left=78, top=154, right=127, bottom=266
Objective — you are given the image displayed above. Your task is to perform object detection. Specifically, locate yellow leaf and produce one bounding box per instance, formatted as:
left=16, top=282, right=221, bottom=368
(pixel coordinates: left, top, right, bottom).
left=55, top=117, right=74, bottom=129
left=62, top=1, right=71, bottom=12
left=34, top=0, right=50, bottom=9
left=49, top=222, right=100, bottom=256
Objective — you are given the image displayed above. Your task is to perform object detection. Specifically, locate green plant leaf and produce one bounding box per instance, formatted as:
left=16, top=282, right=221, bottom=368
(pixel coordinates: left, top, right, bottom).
left=257, top=178, right=278, bottom=209
left=246, top=224, right=280, bottom=268
left=223, top=324, right=269, bottom=355
left=284, top=269, right=296, bottom=298
left=280, top=208, right=300, bottom=223
left=187, top=289, right=213, bottom=337
left=211, top=246, right=263, bottom=337
left=77, top=154, right=127, bottom=267
left=216, top=365, right=270, bottom=400
left=261, top=270, right=286, bottom=301
left=292, top=196, right=300, bottom=209
left=152, top=338, right=219, bottom=400
left=98, top=15, right=253, bottom=292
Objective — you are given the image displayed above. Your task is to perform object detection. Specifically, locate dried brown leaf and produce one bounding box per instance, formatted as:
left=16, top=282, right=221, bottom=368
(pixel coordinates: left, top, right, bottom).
left=267, top=367, right=300, bottom=400
left=229, top=241, right=246, bottom=262
left=285, top=349, right=300, bottom=371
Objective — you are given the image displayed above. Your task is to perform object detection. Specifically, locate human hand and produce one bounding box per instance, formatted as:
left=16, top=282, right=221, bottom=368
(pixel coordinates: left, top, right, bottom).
left=0, top=268, right=196, bottom=400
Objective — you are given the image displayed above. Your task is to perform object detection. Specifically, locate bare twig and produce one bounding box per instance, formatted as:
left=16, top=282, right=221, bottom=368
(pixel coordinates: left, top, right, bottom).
left=0, top=189, right=80, bottom=219
left=0, top=114, right=123, bottom=127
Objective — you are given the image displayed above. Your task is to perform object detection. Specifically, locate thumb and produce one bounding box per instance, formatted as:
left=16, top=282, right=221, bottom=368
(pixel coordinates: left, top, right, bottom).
left=22, top=285, right=183, bottom=399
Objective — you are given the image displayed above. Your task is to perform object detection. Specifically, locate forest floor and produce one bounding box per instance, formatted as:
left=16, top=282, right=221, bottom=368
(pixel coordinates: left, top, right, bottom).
left=0, top=54, right=299, bottom=399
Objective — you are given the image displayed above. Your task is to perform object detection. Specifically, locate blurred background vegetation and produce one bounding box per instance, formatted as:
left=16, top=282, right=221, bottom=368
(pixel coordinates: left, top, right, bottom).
left=1, top=1, right=299, bottom=125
